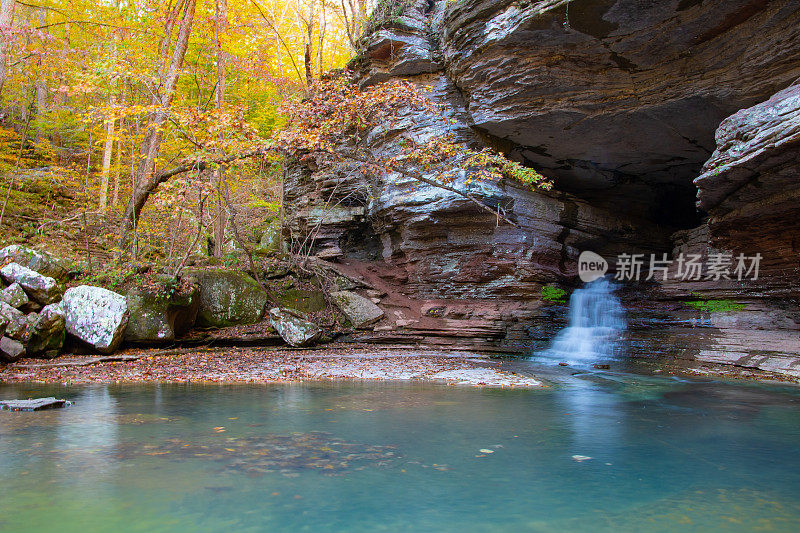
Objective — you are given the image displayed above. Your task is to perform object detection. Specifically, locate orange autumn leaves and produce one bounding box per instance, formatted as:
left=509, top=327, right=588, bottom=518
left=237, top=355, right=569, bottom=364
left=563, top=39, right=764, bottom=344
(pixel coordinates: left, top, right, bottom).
left=275, top=75, right=552, bottom=191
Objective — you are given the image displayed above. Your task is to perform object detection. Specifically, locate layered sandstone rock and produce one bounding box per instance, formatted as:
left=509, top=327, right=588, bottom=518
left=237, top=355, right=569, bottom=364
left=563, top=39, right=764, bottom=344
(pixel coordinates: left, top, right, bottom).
left=284, top=0, right=800, bottom=358
left=440, top=0, right=800, bottom=220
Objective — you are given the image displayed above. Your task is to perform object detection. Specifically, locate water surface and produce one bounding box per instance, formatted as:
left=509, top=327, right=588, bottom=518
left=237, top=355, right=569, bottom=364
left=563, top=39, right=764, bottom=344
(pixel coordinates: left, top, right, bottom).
left=2, top=366, right=800, bottom=532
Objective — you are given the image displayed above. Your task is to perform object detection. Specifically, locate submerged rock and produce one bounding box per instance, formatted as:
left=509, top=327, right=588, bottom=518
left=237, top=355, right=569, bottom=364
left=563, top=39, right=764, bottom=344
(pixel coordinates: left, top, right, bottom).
left=269, top=307, right=322, bottom=347
left=185, top=268, right=268, bottom=328
left=0, top=397, right=71, bottom=411
left=125, top=281, right=199, bottom=343
left=0, top=262, right=61, bottom=304
left=330, top=291, right=384, bottom=329
left=61, top=285, right=129, bottom=353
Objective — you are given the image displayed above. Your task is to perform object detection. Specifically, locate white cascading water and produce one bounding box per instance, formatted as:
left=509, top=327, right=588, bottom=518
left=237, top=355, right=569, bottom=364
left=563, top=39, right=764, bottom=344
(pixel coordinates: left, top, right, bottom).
left=540, top=277, right=626, bottom=365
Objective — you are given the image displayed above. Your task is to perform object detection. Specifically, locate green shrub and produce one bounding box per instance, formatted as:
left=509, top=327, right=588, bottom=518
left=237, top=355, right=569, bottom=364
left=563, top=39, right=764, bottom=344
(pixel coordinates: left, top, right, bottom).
left=541, top=285, right=567, bottom=303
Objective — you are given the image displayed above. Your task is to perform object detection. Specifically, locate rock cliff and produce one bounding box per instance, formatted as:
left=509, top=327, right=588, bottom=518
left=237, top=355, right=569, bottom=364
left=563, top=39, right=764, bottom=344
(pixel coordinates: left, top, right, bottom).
left=283, top=0, right=800, bottom=364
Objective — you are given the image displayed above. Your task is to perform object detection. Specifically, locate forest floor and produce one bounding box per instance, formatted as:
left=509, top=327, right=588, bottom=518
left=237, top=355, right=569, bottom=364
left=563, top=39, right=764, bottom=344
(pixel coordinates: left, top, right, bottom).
left=0, top=345, right=543, bottom=387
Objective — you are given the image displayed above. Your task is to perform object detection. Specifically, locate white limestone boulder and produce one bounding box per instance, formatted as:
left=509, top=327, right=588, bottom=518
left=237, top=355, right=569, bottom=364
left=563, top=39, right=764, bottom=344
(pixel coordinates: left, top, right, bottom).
left=269, top=307, right=322, bottom=347
left=0, top=262, right=61, bottom=304
left=61, top=285, right=129, bottom=353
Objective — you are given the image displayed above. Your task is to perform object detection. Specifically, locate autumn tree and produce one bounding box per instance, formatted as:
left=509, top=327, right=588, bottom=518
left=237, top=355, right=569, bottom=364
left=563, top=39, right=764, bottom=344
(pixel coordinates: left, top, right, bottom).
left=276, top=75, right=551, bottom=230
left=118, top=0, right=199, bottom=248
left=0, top=0, right=14, bottom=98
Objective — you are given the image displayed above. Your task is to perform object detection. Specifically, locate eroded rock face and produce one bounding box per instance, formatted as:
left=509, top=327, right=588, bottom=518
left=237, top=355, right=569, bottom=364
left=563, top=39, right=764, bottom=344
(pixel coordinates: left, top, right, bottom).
left=439, top=0, right=800, bottom=220
left=185, top=268, right=268, bottom=328
left=61, top=285, right=129, bottom=353
left=695, top=79, right=800, bottom=295
left=358, top=0, right=443, bottom=86
left=269, top=307, right=322, bottom=347
left=285, top=0, right=800, bottom=356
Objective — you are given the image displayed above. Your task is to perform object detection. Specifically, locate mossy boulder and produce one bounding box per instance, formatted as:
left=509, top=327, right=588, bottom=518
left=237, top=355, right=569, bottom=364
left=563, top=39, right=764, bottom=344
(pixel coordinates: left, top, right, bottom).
left=254, top=219, right=281, bottom=256
left=27, top=304, right=66, bottom=358
left=185, top=268, right=268, bottom=328
left=125, top=280, right=200, bottom=343
left=275, top=288, right=327, bottom=314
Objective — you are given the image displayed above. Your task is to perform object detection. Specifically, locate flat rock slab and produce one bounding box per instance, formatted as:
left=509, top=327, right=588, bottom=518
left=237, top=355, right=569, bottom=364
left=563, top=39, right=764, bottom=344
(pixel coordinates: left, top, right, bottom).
left=0, top=397, right=72, bottom=411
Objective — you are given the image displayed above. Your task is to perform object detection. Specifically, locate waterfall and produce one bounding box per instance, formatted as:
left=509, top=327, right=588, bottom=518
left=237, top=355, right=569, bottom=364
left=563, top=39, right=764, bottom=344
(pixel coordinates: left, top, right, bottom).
left=539, top=277, right=626, bottom=365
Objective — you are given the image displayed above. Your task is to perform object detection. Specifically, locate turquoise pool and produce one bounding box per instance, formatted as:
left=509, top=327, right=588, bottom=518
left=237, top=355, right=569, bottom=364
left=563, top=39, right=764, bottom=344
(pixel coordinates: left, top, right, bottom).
left=2, top=365, right=800, bottom=531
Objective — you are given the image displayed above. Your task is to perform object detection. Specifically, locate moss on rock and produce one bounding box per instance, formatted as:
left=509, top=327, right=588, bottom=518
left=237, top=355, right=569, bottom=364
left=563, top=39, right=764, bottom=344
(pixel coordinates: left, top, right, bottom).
left=185, top=268, right=269, bottom=328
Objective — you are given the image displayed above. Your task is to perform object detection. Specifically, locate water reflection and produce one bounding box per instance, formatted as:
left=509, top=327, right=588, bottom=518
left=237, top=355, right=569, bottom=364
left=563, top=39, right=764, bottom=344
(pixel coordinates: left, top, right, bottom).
left=55, top=386, right=121, bottom=487
left=556, top=378, right=626, bottom=461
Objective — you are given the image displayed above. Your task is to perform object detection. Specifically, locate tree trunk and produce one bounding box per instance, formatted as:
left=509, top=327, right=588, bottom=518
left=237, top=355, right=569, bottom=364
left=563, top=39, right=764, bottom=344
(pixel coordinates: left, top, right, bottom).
left=112, top=82, right=126, bottom=208
left=212, top=0, right=228, bottom=257
left=112, top=126, right=122, bottom=207
left=303, top=3, right=314, bottom=87
left=0, top=0, right=15, bottom=98
left=304, top=42, right=313, bottom=87
left=118, top=0, right=197, bottom=250
left=99, top=95, right=115, bottom=212
left=34, top=8, right=46, bottom=126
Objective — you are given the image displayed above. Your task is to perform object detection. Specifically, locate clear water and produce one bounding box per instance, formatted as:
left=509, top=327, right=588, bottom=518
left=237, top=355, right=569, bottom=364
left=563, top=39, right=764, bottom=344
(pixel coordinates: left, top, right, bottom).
left=2, top=366, right=800, bottom=532
left=540, top=278, right=626, bottom=365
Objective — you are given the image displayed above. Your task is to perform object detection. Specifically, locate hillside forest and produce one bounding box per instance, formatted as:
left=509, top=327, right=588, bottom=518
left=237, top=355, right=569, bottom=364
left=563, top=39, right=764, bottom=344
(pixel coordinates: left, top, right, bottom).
left=0, top=0, right=368, bottom=278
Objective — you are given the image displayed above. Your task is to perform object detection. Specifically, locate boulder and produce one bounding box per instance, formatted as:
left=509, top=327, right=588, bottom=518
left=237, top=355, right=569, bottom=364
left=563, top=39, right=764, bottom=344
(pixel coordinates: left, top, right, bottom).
left=5, top=246, right=70, bottom=279
left=27, top=303, right=66, bottom=358
left=0, top=336, right=26, bottom=363
left=0, top=262, right=61, bottom=304
left=0, top=245, right=69, bottom=280
left=255, top=218, right=281, bottom=255
left=276, top=288, right=327, bottom=314
left=125, top=281, right=200, bottom=342
left=0, top=301, right=30, bottom=341
left=0, top=282, right=28, bottom=308
left=269, top=307, right=322, bottom=347
left=184, top=268, right=268, bottom=328
left=61, top=285, right=129, bottom=353
left=330, top=291, right=385, bottom=329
